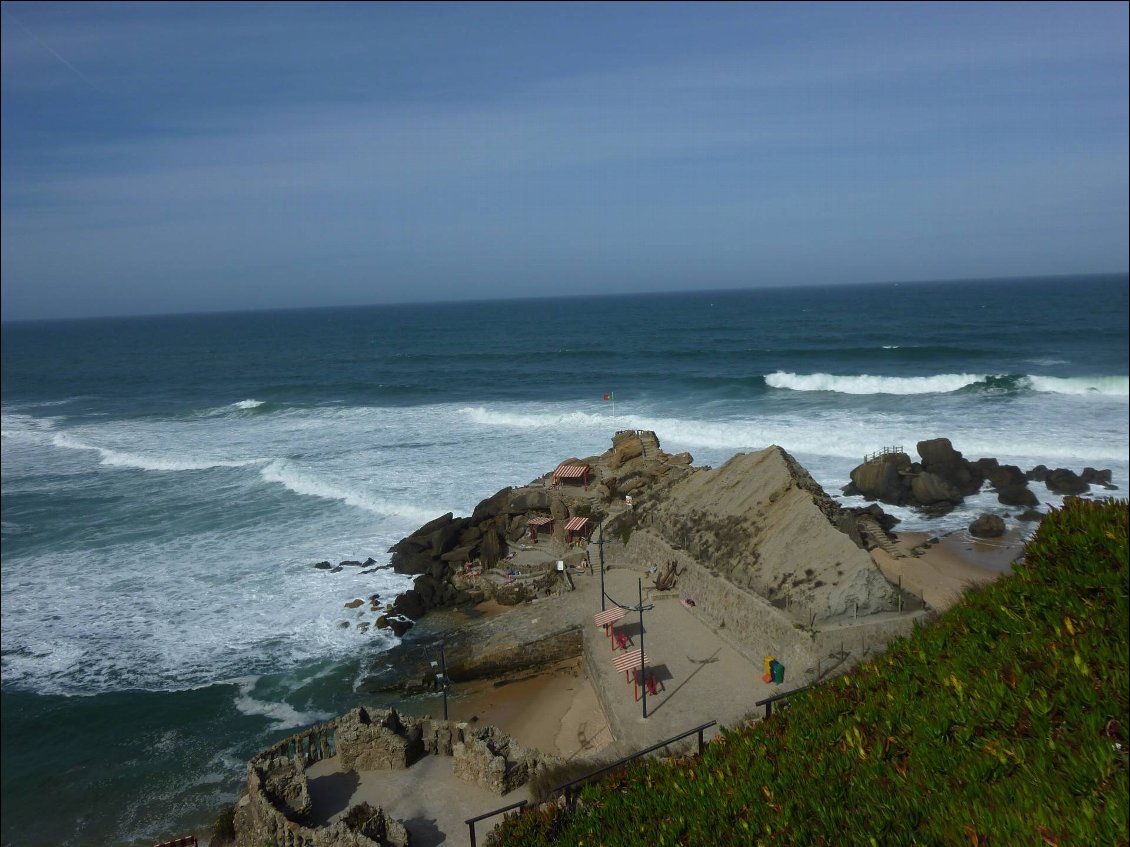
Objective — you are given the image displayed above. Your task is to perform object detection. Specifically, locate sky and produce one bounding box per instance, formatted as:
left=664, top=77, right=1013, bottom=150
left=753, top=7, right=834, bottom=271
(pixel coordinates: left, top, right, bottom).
left=1, top=2, right=1127, bottom=321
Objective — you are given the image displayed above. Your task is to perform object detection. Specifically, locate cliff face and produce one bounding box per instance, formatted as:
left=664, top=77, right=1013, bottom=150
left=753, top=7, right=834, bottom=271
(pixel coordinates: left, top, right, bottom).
left=639, top=446, right=897, bottom=622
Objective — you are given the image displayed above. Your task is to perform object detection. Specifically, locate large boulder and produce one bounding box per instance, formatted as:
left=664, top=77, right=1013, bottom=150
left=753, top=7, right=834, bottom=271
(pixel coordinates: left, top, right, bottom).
left=1081, top=467, right=1116, bottom=489
left=917, top=438, right=962, bottom=466
left=969, top=513, right=1006, bottom=538
left=986, top=464, right=1039, bottom=507
left=916, top=438, right=983, bottom=498
left=910, top=472, right=963, bottom=505
left=605, top=431, right=645, bottom=469
left=847, top=456, right=910, bottom=504
left=1045, top=468, right=1089, bottom=495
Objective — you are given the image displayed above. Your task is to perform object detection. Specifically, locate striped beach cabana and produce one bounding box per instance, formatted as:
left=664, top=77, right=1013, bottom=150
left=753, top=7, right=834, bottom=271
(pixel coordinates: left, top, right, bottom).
left=564, top=516, right=592, bottom=543
left=526, top=515, right=553, bottom=541
left=552, top=462, right=591, bottom=490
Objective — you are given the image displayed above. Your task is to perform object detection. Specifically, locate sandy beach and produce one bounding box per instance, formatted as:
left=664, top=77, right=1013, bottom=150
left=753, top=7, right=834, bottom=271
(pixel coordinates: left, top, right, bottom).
left=871, top=526, right=1027, bottom=612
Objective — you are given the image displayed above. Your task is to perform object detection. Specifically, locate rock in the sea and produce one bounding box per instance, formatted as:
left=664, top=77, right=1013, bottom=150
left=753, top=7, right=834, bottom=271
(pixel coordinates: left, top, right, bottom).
left=313, top=560, right=333, bottom=570
left=1017, top=509, right=1044, bottom=523
left=1080, top=467, right=1116, bottom=489
left=341, top=560, right=363, bottom=567
left=345, top=598, right=364, bottom=609
left=1026, top=464, right=1050, bottom=482
left=985, top=464, right=1039, bottom=507
left=1045, top=468, right=1090, bottom=495
left=969, top=514, right=1006, bottom=538
left=847, top=455, right=910, bottom=504
left=910, top=472, right=963, bottom=506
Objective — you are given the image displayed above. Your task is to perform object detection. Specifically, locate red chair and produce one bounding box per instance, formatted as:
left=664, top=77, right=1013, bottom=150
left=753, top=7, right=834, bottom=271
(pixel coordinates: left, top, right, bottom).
left=613, top=630, right=630, bottom=651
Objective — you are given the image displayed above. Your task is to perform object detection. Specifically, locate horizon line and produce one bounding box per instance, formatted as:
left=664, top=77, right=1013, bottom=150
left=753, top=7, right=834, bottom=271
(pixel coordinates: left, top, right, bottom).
left=2, top=270, right=1126, bottom=326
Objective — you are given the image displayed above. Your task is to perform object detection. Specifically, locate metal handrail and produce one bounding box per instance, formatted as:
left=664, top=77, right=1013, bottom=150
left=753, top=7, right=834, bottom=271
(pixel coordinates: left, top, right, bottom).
left=754, top=685, right=811, bottom=718
left=465, top=719, right=717, bottom=846
left=863, top=446, right=905, bottom=464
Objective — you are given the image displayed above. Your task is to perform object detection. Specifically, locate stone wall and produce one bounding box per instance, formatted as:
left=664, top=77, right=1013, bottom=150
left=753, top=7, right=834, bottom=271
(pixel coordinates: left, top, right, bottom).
left=232, top=708, right=561, bottom=847
left=622, top=531, right=818, bottom=675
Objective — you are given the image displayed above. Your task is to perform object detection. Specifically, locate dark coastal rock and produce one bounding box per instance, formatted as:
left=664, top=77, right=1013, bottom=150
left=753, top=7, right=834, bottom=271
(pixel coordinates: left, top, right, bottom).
left=340, top=560, right=363, bottom=567
left=969, top=514, right=1006, bottom=538
left=313, top=560, right=333, bottom=570
left=471, top=487, right=513, bottom=525
left=916, top=438, right=983, bottom=498
left=858, top=503, right=900, bottom=532
left=1017, top=509, right=1044, bottom=523
left=1081, top=467, right=1117, bottom=489
left=1045, top=468, right=1090, bottom=495
left=972, top=457, right=1000, bottom=476
left=910, top=472, right=963, bottom=505
left=393, top=589, right=426, bottom=619
left=985, top=464, right=1039, bottom=507
left=848, top=457, right=909, bottom=504
left=917, top=438, right=962, bottom=467
left=508, top=487, right=549, bottom=513
left=1026, top=464, right=1049, bottom=482
left=386, top=615, right=415, bottom=638
left=363, top=557, right=377, bottom=567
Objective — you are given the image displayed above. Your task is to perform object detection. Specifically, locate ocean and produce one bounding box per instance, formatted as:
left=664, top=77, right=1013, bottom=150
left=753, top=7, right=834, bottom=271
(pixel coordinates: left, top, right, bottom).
left=1, top=274, right=1127, bottom=846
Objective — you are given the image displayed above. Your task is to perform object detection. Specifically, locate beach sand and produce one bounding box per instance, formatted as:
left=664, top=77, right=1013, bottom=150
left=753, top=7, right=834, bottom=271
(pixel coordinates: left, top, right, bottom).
left=445, top=655, right=613, bottom=760
left=871, top=527, right=1027, bottom=612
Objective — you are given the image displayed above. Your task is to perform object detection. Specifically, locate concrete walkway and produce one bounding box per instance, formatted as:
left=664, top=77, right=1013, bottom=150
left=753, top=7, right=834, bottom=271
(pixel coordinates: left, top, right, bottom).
left=306, top=754, right=530, bottom=847
left=583, top=565, right=771, bottom=753
left=305, top=559, right=775, bottom=845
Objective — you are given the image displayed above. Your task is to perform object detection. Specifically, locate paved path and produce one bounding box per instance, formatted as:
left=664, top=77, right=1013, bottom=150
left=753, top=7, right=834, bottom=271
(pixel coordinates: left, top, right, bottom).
left=306, top=560, right=774, bottom=845
left=306, top=754, right=530, bottom=847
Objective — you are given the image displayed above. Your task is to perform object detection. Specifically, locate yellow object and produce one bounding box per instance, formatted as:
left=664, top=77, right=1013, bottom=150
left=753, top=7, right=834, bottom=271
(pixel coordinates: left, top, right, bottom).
left=764, top=655, right=775, bottom=675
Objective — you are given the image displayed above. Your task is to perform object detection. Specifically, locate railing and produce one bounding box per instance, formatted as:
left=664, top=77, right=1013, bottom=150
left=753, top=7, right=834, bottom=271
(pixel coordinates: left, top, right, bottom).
left=754, top=685, right=811, bottom=719
left=863, top=446, right=905, bottom=464
left=465, top=719, right=717, bottom=847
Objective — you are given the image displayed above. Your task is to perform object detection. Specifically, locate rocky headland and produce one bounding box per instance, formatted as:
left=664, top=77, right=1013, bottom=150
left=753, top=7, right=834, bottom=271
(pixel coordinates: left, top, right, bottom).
left=223, top=431, right=1086, bottom=846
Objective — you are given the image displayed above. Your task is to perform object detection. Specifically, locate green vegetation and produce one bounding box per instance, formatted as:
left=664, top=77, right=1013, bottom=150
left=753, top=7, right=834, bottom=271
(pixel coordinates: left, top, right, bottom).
left=491, top=499, right=1129, bottom=846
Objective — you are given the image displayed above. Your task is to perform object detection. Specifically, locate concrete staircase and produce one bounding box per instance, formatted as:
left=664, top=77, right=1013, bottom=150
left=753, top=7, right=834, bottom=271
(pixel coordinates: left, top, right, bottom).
left=857, top=516, right=904, bottom=558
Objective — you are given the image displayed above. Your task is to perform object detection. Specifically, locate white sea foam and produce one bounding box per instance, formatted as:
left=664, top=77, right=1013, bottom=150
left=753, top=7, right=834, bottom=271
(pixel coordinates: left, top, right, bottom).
left=51, top=433, right=265, bottom=471
left=259, top=458, right=448, bottom=522
left=765, top=371, right=986, bottom=394
left=232, top=678, right=332, bottom=730
left=1024, top=375, right=1129, bottom=396
left=232, top=399, right=265, bottom=410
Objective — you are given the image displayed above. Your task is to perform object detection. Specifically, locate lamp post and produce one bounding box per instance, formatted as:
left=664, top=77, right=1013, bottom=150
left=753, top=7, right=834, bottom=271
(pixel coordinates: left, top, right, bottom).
left=637, top=578, right=650, bottom=719
left=429, top=641, right=450, bottom=720
left=593, top=521, right=608, bottom=611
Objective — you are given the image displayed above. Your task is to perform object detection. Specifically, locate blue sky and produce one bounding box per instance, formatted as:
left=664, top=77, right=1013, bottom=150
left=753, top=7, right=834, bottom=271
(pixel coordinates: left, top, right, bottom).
left=1, top=2, right=1127, bottom=320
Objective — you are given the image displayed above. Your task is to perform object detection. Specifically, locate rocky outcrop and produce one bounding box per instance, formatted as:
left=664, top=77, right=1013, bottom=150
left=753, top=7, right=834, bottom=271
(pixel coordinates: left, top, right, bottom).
left=640, top=446, right=898, bottom=623
left=381, top=432, right=695, bottom=625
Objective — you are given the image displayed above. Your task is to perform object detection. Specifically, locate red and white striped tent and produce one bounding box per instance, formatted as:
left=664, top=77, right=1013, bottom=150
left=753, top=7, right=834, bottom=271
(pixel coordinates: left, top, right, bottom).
left=564, top=516, right=592, bottom=543
left=552, top=462, right=591, bottom=489
left=526, top=515, right=553, bottom=539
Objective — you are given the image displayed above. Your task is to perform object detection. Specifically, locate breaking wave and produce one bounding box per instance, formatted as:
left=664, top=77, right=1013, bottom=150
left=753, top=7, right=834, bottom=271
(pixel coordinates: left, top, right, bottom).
left=765, top=371, right=1129, bottom=397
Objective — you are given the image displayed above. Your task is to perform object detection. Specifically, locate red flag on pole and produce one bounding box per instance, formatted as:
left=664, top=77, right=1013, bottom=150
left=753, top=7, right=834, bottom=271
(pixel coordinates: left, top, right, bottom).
left=603, top=392, right=614, bottom=401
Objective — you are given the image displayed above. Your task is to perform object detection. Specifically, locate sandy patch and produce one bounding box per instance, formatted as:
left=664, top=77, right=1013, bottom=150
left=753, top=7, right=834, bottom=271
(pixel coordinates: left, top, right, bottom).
left=446, top=656, right=612, bottom=760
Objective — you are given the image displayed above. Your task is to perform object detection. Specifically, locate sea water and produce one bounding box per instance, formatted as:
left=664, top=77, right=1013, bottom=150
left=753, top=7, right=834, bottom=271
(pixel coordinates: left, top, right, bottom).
left=2, top=274, right=1127, bottom=845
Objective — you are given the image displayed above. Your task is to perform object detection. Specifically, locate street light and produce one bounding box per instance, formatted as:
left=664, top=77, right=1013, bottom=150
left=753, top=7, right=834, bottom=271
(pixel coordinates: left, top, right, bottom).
left=428, top=641, right=449, bottom=720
